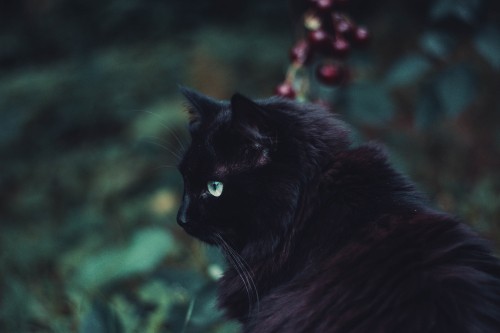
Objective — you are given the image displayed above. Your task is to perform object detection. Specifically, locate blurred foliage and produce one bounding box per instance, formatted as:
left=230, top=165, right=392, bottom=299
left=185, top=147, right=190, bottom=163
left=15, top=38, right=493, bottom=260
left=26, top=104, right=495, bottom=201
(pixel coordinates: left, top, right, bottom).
left=0, top=0, right=499, bottom=332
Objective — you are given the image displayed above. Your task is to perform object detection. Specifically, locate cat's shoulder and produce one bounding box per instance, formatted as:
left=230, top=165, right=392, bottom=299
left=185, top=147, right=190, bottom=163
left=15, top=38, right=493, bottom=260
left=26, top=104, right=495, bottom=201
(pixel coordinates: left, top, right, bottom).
left=248, top=213, right=500, bottom=332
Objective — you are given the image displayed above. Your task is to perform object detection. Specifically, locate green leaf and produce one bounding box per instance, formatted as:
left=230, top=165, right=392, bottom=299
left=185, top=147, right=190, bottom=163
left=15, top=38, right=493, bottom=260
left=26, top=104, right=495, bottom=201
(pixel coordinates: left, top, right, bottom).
left=434, top=65, right=476, bottom=117
left=419, top=32, right=457, bottom=60
left=189, top=284, right=220, bottom=326
left=346, top=83, right=395, bottom=126
left=384, top=54, right=432, bottom=87
left=79, top=301, right=123, bottom=333
left=415, top=86, right=443, bottom=129
left=431, top=0, right=482, bottom=24
left=75, top=228, right=179, bottom=290
left=474, top=25, right=500, bottom=70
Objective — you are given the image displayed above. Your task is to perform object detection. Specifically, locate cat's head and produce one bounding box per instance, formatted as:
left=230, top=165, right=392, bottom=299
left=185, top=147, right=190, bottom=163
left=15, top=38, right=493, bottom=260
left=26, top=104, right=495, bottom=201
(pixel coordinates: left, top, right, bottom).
left=176, top=88, right=350, bottom=257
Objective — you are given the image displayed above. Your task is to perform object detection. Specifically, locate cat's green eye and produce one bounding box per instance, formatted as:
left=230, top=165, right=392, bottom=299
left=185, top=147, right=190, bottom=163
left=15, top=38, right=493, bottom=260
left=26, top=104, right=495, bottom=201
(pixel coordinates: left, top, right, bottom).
left=207, top=181, right=224, bottom=197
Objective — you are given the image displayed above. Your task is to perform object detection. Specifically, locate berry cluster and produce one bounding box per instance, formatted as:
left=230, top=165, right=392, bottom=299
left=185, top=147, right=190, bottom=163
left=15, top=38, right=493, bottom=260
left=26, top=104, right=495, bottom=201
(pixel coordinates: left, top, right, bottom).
left=275, top=0, right=370, bottom=100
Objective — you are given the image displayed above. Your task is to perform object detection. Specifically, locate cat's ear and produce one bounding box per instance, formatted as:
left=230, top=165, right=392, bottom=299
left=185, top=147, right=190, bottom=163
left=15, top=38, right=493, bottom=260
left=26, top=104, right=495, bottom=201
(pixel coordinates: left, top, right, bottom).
left=179, top=86, right=221, bottom=131
left=230, top=93, right=272, bottom=142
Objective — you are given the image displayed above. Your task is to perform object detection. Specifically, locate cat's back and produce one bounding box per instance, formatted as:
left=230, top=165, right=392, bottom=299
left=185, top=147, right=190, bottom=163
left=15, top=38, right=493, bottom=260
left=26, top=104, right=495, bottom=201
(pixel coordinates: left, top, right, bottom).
left=246, top=213, right=500, bottom=333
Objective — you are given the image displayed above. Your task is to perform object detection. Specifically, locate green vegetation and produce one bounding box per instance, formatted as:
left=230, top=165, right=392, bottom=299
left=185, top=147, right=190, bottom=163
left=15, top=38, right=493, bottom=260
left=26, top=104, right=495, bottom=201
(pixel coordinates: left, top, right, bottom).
left=0, top=0, right=498, bottom=332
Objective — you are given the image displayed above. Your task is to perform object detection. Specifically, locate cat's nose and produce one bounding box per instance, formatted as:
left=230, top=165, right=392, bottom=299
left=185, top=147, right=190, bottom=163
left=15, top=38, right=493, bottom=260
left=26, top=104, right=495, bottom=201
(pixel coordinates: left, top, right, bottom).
left=177, top=210, right=187, bottom=225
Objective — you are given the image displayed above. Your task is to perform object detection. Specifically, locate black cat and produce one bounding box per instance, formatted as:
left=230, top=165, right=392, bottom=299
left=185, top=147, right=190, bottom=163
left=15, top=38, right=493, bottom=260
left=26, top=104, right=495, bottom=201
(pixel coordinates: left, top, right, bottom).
left=176, top=88, right=500, bottom=333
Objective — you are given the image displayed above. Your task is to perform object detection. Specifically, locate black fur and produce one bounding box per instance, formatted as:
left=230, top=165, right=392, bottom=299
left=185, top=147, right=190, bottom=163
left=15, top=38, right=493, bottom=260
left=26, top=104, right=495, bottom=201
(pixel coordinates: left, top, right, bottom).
left=176, top=88, right=500, bottom=333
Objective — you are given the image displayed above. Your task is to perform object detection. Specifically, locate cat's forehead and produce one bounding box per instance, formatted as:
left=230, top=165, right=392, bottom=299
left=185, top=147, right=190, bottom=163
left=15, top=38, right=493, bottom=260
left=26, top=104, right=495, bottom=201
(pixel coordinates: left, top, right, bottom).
left=180, top=134, right=232, bottom=171
left=182, top=133, right=266, bottom=179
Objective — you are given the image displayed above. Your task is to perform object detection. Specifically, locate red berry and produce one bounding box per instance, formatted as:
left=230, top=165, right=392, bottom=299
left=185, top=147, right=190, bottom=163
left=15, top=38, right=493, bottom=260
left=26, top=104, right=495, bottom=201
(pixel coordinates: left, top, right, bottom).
left=275, top=82, right=296, bottom=99
left=308, top=29, right=330, bottom=51
left=289, top=39, right=312, bottom=65
left=353, top=26, right=370, bottom=46
left=314, top=0, right=334, bottom=13
left=332, top=38, right=350, bottom=58
left=334, top=18, right=354, bottom=36
left=316, top=63, right=345, bottom=86
left=331, top=13, right=343, bottom=22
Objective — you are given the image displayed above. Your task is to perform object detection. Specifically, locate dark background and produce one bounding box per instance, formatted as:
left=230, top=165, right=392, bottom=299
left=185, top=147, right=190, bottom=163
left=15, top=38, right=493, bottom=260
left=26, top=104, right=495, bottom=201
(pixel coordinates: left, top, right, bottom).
left=0, top=0, right=499, bottom=332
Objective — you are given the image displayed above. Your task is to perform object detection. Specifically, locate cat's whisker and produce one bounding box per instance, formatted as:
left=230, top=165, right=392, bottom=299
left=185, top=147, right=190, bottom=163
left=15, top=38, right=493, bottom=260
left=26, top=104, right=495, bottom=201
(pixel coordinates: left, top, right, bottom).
left=213, top=235, right=254, bottom=314
left=143, top=135, right=186, bottom=159
left=169, top=128, right=187, bottom=153
left=213, top=236, right=253, bottom=309
left=141, top=139, right=182, bottom=161
left=214, top=233, right=260, bottom=315
left=224, top=247, right=255, bottom=315
left=227, top=246, right=260, bottom=314
left=213, top=235, right=251, bottom=294
left=141, top=110, right=188, bottom=152
left=224, top=240, right=255, bottom=277
left=142, top=135, right=174, bottom=147
left=220, top=238, right=256, bottom=286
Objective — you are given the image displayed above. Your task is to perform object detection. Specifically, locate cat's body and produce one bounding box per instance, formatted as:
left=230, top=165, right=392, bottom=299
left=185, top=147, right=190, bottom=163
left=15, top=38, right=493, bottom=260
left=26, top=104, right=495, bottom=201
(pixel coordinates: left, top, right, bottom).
left=177, top=88, right=500, bottom=333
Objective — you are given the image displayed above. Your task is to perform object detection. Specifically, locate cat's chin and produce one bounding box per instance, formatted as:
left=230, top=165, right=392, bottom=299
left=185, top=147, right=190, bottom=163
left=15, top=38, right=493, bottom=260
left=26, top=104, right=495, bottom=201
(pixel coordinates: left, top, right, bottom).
left=196, top=235, right=218, bottom=246
left=180, top=224, right=218, bottom=245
